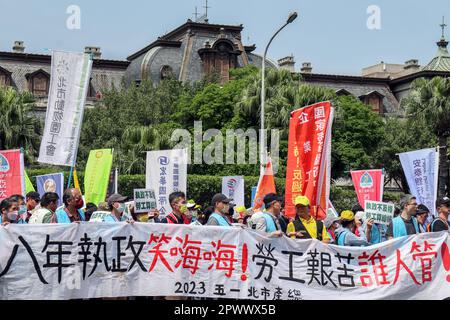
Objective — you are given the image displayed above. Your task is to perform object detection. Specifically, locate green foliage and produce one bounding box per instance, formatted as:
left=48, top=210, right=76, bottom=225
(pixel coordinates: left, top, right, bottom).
left=403, top=76, right=450, bottom=195
left=331, top=95, right=385, bottom=178
left=78, top=78, right=185, bottom=170
left=0, top=87, right=42, bottom=163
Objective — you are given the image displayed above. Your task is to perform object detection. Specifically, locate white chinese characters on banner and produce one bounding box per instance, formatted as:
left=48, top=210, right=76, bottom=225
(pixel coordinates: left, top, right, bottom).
left=146, top=149, right=187, bottom=217
left=0, top=224, right=448, bottom=300
left=38, top=51, right=92, bottom=167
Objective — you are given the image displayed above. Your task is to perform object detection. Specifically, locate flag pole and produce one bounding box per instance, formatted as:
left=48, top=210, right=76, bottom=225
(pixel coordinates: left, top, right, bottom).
left=67, top=166, right=73, bottom=189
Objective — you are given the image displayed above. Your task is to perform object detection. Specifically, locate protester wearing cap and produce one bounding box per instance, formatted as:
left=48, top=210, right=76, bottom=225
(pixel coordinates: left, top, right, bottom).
left=186, top=199, right=202, bottom=225
left=416, top=204, right=430, bottom=233
left=104, top=193, right=129, bottom=222
left=335, top=210, right=372, bottom=246
left=53, top=188, right=85, bottom=223
left=428, top=197, right=450, bottom=232
left=286, top=196, right=331, bottom=243
left=248, top=193, right=283, bottom=237
left=162, top=191, right=190, bottom=224
left=324, top=216, right=341, bottom=243
left=386, top=195, right=419, bottom=239
left=234, top=206, right=247, bottom=224
left=207, top=193, right=232, bottom=227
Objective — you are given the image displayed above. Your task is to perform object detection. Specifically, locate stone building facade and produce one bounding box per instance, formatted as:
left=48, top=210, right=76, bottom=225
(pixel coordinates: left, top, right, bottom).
left=0, top=43, right=129, bottom=117
left=1, top=19, right=449, bottom=118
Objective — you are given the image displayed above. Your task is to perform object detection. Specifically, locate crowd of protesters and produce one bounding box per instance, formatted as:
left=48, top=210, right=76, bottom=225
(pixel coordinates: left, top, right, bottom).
left=1, top=189, right=449, bottom=247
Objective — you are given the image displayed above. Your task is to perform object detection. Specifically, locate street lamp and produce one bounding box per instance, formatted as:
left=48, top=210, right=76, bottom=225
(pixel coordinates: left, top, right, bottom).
left=260, top=12, right=298, bottom=167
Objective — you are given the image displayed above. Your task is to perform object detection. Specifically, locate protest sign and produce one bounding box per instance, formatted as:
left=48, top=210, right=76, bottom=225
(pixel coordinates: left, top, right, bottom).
left=399, top=148, right=438, bottom=218
left=88, top=211, right=111, bottom=222
left=134, top=189, right=157, bottom=213
left=84, top=149, right=113, bottom=205
left=38, top=51, right=92, bottom=167
left=36, top=173, right=64, bottom=206
left=146, top=149, right=187, bottom=217
left=364, top=200, right=395, bottom=225
left=0, top=149, right=25, bottom=201
left=0, top=223, right=448, bottom=300
left=222, top=176, right=244, bottom=207
left=285, top=101, right=334, bottom=220
left=351, top=169, right=384, bottom=207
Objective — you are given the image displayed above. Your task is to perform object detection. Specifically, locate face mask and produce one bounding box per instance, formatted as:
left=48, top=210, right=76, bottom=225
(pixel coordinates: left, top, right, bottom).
left=75, top=198, right=84, bottom=210
left=7, top=211, right=19, bottom=222
left=179, top=204, right=188, bottom=214
left=120, top=214, right=128, bottom=221
left=116, top=203, right=126, bottom=214
left=221, top=205, right=230, bottom=215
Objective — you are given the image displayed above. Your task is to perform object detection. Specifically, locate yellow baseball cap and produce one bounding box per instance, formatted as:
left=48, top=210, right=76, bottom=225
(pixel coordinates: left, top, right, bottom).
left=340, top=210, right=355, bottom=221
left=294, top=196, right=310, bottom=207
left=236, top=206, right=246, bottom=213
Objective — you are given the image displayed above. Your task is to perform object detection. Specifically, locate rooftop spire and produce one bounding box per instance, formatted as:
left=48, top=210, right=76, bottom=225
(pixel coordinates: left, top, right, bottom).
left=437, top=16, right=448, bottom=49
left=203, top=0, right=210, bottom=19
left=440, top=16, right=447, bottom=39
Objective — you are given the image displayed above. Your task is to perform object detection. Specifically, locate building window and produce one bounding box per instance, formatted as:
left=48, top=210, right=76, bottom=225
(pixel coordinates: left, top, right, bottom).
left=160, top=65, right=174, bottom=80
left=360, top=91, right=384, bottom=114
left=26, top=70, right=50, bottom=97
left=0, top=66, right=12, bottom=88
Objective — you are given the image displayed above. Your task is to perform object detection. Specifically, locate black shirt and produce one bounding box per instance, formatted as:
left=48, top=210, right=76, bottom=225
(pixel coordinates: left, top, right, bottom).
left=386, top=216, right=418, bottom=238
left=278, top=215, right=289, bottom=233
left=430, top=218, right=450, bottom=232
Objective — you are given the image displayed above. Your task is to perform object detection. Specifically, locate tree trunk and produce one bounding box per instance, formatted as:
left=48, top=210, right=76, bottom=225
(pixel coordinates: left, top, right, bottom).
left=438, top=135, right=449, bottom=197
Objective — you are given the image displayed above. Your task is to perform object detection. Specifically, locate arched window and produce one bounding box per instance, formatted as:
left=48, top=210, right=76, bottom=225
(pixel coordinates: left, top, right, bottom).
left=198, top=39, right=239, bottom=84
left=160, top=65, right=174, bottom=80
left=25, top=69, right=50, bottom=97
left=0, top=66, right=12, bottom=88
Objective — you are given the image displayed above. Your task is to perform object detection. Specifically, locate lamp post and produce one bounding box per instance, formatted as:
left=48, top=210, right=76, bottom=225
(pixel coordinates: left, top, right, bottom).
left=260, top=12, right=298, bottom=166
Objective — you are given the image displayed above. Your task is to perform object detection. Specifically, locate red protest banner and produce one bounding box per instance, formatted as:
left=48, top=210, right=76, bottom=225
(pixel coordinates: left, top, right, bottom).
left=285, top=101, right=334, bottom=220
left=351, top=169, right=384, bottom=207
left=0, top=149, right=25, bottom=201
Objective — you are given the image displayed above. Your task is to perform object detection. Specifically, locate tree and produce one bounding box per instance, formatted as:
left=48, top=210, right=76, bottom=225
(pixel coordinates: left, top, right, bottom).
left=403, top=76, right=450, bottom=196
left=331, top=95, right=385, bottom=179
left=78, top=78, right=185, bottom=170
left=0, top=87, right=41, bottom=163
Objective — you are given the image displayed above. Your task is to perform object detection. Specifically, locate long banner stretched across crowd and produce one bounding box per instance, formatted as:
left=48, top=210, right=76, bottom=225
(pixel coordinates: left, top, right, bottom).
left=0, top=224, right=449, bottom=300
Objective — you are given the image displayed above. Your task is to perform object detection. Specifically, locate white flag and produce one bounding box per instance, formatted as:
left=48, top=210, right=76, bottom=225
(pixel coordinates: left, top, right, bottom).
left=38, top=50, right=92, bottom=167
left=399, top=148, right=439, bottom=217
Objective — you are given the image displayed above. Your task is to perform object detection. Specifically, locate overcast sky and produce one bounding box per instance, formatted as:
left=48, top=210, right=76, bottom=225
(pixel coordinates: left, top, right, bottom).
left=1, top=0, right=449, bottom=75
